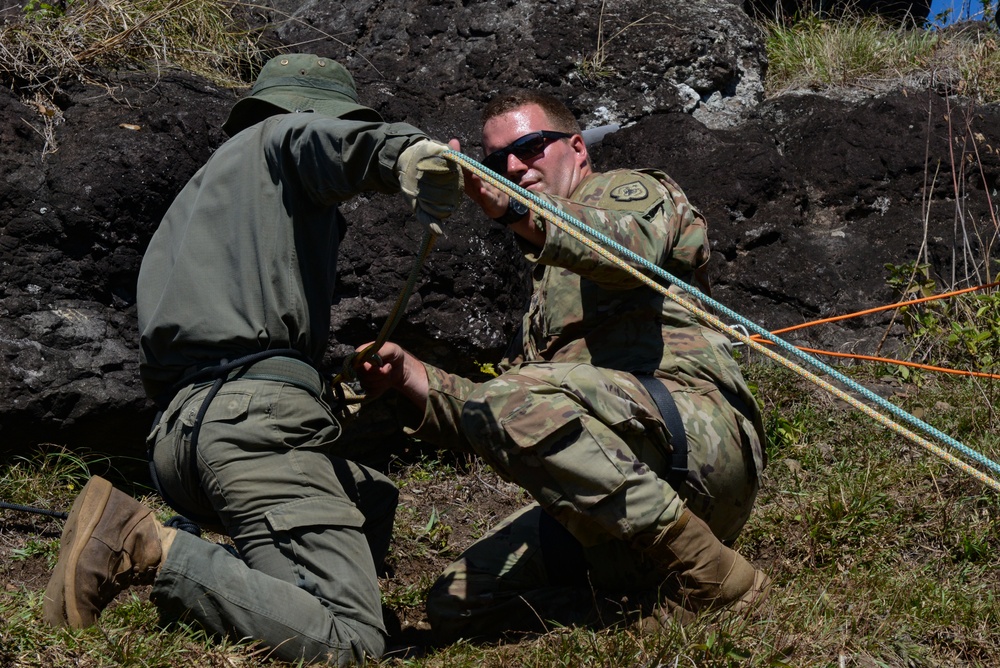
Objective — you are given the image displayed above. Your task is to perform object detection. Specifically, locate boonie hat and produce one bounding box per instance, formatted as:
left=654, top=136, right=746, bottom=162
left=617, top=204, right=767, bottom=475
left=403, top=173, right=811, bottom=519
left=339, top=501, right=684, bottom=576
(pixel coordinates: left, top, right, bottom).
left=222, top=53, right=382, bottom=136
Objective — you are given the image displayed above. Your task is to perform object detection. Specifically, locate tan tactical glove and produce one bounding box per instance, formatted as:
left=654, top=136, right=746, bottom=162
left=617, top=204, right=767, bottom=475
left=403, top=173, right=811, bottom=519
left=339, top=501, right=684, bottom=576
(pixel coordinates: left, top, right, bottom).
left=396, top=139, right=463, bottom=233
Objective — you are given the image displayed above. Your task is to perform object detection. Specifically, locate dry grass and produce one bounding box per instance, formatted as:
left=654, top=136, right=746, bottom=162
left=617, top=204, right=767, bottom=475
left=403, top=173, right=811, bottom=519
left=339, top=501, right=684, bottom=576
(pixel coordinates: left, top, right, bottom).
left=763, top=13, right=1000, bottom=103
left=0, top=0, right=264, bottom=95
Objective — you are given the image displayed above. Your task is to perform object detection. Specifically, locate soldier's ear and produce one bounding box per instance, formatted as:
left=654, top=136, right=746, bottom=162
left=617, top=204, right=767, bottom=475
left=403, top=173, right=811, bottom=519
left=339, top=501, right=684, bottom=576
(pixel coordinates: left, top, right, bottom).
left=569, top=134, right=589, bottom=169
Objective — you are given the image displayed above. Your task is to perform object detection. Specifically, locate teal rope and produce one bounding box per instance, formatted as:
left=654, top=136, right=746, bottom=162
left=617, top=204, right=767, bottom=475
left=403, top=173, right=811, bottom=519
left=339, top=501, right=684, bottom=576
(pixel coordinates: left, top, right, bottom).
left=445, top=148, right=1000, bottom=479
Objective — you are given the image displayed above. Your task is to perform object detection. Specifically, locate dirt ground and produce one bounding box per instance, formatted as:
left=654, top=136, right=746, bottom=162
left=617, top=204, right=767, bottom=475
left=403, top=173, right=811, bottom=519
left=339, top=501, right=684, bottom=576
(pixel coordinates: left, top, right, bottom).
left=379, top=452, right=529, bottom=655
left=0, top=516, right=59, bottom=593
left=0, top=448, right=528, bottom=659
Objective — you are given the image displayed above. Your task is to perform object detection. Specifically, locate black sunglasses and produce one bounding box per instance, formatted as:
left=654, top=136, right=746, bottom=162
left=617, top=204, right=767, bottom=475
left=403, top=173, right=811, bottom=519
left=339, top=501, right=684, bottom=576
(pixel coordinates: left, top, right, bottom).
left=482, top=131, right=573, bottom=176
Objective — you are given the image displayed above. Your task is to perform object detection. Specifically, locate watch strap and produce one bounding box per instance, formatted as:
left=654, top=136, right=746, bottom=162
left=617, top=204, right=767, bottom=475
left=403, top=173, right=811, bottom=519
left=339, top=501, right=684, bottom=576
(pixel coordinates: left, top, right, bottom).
left=492, top=197, right=529, bottom=226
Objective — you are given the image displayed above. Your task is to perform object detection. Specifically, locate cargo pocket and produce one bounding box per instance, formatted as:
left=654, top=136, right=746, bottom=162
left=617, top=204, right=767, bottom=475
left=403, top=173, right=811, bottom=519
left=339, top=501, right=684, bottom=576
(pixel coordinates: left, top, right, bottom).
left=264, top=495, right=366, bottom=533
left=263, top=496, right=373, bottom=601
left=178, top=388, right=252, bottom=429
left=502, top=408, right=630, bottom=512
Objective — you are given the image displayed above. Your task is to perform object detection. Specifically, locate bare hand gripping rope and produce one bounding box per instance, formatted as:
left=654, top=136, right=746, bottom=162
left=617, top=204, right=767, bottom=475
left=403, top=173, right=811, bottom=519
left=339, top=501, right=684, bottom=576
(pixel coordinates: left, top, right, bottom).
left=442, top=148, right=1000, bottom=494
left=336, top=223, right=441, bottom=387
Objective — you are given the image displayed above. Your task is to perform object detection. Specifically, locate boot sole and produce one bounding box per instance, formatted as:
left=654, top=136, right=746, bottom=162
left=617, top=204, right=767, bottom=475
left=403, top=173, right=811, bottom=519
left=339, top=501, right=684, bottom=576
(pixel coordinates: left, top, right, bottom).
left=42, top=476, right=114, bottom=628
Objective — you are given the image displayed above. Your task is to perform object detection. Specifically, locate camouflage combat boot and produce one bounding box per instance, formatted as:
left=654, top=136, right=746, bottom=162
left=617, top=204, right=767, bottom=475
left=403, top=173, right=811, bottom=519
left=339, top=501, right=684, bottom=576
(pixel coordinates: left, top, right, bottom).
left=634, top=509, right=769, bottom=614
left=43, top=476, right=175, bottom=628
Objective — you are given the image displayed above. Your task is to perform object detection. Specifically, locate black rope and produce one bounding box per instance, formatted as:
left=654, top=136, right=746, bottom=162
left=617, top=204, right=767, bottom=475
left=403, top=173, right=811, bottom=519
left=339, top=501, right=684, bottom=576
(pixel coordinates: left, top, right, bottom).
left=163, top=514, right=202, bottom=537
left=0, top=500, right=68, bottom=520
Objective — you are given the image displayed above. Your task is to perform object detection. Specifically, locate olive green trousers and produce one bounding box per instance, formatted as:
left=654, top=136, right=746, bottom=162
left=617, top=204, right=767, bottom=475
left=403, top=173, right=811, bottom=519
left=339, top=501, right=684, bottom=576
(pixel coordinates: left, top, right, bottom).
left=147, top=377, right=397, bottom=664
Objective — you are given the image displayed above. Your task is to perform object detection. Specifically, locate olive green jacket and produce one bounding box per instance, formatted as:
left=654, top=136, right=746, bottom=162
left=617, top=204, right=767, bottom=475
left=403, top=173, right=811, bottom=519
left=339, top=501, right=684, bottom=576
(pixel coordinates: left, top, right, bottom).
left=137, top=112, right=427, bottom=401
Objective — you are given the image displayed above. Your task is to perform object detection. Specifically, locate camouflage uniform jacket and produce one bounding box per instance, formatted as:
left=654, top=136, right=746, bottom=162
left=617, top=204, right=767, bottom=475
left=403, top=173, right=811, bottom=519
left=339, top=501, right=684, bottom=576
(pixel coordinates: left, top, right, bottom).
left=410, top=168, right=765, bottom=463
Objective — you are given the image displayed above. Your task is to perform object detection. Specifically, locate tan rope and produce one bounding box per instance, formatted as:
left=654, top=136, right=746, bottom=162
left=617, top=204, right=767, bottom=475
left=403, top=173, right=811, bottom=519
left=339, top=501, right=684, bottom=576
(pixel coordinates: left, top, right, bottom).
left=444, top=149, right=1000, bottom=493
left=334, top=224, right=440, bottom=386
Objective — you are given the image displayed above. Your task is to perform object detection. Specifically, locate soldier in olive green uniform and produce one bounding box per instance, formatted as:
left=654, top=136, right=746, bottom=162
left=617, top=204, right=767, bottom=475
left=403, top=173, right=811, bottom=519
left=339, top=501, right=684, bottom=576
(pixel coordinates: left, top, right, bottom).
left=43, top=54, right=462, bottom=665
left=357, top=90, right=769, bottom=641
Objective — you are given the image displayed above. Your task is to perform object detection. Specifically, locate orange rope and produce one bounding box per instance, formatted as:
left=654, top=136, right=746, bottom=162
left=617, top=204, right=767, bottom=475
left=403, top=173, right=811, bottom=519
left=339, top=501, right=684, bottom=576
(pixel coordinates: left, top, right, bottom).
left=748, top=342, right=1000, bottom=380
left=745, top=280, right=1000, bottom=380
left=750, top=280, right=1000, bottom=340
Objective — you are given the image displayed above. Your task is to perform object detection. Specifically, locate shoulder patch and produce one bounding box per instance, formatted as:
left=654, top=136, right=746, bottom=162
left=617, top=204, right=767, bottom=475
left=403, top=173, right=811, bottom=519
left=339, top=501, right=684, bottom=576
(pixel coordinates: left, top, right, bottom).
left=609, top=181, right=649, bottom=202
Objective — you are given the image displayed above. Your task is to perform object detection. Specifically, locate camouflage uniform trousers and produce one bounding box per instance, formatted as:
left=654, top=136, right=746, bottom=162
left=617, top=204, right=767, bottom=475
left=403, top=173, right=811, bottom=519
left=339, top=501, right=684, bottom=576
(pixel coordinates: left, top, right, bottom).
left=426, top=361, right=761, bottom=641
left=147, top=377, right=397, bottom=664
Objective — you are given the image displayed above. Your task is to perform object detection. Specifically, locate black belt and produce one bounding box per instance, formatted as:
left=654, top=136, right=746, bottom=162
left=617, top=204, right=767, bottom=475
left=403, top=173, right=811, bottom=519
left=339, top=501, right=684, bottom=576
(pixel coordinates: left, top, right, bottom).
left=147, top=349, right=324, bottom=526
left=635, top=375, right=689, bottom=489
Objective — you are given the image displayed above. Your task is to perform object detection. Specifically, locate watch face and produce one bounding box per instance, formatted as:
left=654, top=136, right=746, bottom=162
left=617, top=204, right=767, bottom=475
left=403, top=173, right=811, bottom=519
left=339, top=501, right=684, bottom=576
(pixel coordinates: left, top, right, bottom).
left=493, top=196, right=531, bottom=226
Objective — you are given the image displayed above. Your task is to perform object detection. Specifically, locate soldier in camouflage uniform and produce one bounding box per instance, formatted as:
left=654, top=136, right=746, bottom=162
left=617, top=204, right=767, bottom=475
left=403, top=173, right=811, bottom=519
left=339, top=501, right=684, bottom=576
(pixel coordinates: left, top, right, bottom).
left=358, top=90, right=769, bottom=641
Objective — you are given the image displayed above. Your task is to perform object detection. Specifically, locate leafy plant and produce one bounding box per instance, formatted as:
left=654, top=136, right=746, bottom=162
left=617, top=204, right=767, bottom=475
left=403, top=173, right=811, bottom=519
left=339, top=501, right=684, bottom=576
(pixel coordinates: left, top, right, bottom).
left=476, top=360, right=500, bottom=378
left=881, top=260, right=1000, bottom=376
left=10, top=538, right=60, bottom=569
left=23, top=0, right=71, bottom=19
left=766, top=411, right=807, bottom=457
left=421, top=505, right=452, bottom=549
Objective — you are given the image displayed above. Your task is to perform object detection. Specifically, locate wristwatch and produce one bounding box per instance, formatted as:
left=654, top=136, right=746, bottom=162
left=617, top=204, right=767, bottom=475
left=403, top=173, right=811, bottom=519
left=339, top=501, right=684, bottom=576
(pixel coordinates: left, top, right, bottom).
left=492, top=197, right=529, bottom=226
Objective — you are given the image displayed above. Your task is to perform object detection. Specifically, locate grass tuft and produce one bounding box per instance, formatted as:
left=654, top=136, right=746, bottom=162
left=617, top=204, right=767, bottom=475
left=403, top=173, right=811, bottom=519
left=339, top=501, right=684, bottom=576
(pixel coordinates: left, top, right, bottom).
left=763, top=12, right=939, bottom=94
left=954, top=34, right=1000, bottom=102
left=0, top=0, right=265, bottom=96
left=762, top=12, right=1000, bottom=102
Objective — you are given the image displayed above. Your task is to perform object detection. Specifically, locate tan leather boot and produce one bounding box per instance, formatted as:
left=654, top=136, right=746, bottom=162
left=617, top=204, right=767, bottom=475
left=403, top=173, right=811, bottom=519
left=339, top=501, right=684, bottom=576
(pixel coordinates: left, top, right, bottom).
left=634, top=509, right=770, bottom=614
left=43, top=476, right=171, bottom=628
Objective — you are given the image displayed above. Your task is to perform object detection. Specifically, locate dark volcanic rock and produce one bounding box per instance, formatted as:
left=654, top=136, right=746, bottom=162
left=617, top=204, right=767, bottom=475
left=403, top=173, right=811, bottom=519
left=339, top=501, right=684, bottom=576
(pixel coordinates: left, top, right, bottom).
left=0, top=0, right=998, bottom=460
left=0, top=72, right=235, bottom=455
left=592, top=93, right=1000, bottom=357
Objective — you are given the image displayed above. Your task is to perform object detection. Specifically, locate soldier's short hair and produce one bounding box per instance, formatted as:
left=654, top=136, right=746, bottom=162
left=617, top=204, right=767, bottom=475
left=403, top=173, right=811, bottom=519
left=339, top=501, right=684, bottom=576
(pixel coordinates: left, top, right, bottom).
left=482, top=90, right=581, bottom=135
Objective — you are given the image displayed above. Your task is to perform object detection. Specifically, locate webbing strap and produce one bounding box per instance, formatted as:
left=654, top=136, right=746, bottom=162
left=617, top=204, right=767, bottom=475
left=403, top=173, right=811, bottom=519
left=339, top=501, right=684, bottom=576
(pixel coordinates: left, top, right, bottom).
left=237, top=356, right=325, bottom=396
left=636, top=375, right=688, bottom=489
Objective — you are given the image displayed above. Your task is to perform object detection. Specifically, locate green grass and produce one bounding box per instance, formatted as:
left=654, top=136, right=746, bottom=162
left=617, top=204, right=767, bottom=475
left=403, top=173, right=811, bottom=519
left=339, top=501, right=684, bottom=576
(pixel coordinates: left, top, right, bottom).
left=0, top=448, right=93, bottom=510
left=763, top=13, right=939, bottom=93
left=5, top=363, right=1000, bottom=666
left=762, top=12, right=1000, bottom=103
